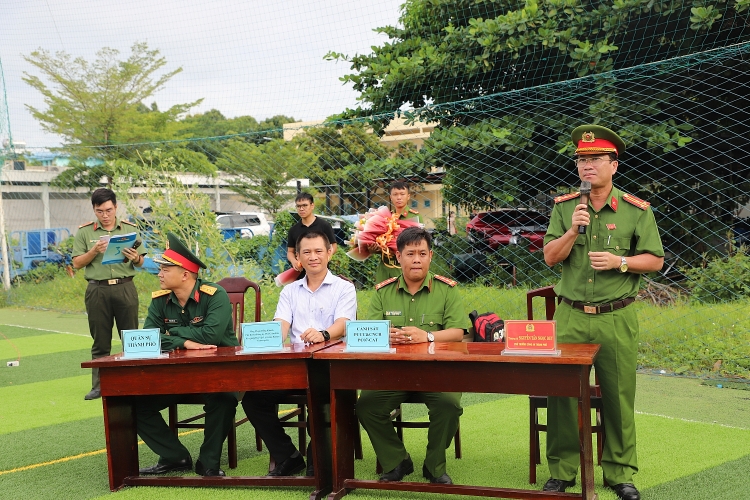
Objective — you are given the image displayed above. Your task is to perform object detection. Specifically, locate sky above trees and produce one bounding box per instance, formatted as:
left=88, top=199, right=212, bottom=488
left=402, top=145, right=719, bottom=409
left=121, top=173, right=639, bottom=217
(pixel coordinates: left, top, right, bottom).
left=1, top=0, right=403, bottom=148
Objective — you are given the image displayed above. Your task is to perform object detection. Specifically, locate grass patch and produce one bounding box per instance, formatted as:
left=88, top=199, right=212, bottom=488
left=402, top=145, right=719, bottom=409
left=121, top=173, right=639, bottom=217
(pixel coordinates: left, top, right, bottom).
left=0, top=375, right=101, bottom=434
left=1, top=349, right=92, bottom=387
left=0, top=333, right=94, bottom=360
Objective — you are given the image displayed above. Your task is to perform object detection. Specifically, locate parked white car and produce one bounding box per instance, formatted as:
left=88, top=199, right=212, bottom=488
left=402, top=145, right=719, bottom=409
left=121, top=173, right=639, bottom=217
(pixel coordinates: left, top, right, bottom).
left=215, top=212, right=271, bottom=239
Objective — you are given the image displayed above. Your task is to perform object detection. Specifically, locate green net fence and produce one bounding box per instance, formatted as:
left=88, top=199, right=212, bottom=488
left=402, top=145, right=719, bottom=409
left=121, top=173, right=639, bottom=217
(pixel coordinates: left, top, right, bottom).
left=1, top=0, right=749, bottom=381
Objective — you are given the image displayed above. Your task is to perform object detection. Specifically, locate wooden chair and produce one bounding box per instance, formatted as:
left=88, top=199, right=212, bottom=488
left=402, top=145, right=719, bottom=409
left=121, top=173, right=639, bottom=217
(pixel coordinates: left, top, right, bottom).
left=526, top=285, right=605, bottom=484
left=168, top=277, right=260, bottom=469
left=374, top=394, right=462, bottom=473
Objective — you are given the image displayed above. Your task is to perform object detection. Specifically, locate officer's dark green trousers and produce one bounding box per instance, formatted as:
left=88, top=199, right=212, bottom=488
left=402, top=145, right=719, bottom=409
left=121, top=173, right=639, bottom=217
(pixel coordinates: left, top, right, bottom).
left=357, top=390, right=462, bottom=477
left=136, top=393, right=238, bottom=469
left=85, top=281, right=138, bottom=391
left=546, top=302, right=639, bottom=485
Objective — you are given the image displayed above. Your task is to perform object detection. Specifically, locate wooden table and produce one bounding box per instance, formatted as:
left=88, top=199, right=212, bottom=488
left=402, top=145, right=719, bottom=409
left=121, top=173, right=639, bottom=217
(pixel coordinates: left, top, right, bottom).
left=314, top=341, right=600, bottom=500
left=82, top=342, right=336, bottom=499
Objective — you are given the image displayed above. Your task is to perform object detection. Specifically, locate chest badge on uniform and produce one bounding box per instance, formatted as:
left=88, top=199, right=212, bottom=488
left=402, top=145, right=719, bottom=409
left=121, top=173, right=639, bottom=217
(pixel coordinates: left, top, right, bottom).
left=385, top=311, right=402, bottom=316
left=190, top=316, right=204, bottom=324
left=606, top=224, right=616, bottom=230
left=164, top=318, right=179, bottom=324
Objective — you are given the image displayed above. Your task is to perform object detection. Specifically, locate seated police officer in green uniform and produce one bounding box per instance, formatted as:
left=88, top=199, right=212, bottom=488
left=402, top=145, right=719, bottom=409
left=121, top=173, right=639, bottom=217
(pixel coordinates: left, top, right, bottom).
left=542, top=126, right=664, bottom=500
left=357, top=227, right=467, bottom=485
left=136, top=233, right=240, bottom=477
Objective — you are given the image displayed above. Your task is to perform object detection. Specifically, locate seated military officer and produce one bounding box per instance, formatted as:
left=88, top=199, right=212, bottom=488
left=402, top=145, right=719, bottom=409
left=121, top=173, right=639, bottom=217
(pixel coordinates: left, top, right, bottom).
left=357, top=227, right=467, bottom=485
left=136, top=233, right=239, bottom=477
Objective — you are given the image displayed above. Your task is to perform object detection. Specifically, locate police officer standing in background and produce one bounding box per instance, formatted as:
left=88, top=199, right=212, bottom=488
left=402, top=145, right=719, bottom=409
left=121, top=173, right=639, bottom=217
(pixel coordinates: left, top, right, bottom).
left=136, top=233, right=239, bottom=477
left=358, top=227, right=467, bottom=485
left=542, top=125, right=664, bottom=500
left=73, top=188, right=145, bottom=400
left=373, top=181, right=421, bottom=283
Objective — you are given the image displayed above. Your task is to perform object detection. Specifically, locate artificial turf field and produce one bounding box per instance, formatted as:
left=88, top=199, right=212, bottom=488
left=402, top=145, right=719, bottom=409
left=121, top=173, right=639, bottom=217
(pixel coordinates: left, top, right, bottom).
left=1, top=307, right=748, bottom=500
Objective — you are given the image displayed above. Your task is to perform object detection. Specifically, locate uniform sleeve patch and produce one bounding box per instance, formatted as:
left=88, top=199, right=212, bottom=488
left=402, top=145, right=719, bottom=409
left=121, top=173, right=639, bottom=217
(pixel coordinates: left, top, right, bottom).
left=623, top=193, right=650, bottom=210
left=554, top=192, right=581, bottom=204
left=375, top=277, right=399, bottom=290
left=199, top=284, right=217, bottom=295
left=151, top=289, right=171, bottom=299
left=434, top=275, right=457, bottom=287
left=78, top=221, right=94, bottom=228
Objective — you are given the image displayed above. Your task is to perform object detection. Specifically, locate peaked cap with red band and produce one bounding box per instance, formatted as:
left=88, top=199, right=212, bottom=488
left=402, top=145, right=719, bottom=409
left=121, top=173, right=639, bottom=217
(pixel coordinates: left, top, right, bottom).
left=572, top=124, right=626, bottom=156
left=153, top=232, right=206, bottom=273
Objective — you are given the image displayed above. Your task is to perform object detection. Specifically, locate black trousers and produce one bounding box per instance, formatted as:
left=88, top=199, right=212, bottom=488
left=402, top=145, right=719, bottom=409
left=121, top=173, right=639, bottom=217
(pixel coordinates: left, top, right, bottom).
left=242, top=390, right=307, bottom=464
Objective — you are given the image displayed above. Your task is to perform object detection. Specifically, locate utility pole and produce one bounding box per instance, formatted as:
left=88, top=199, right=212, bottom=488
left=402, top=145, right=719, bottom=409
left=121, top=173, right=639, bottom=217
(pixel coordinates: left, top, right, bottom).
left=0, top=57, right=14, bottom=290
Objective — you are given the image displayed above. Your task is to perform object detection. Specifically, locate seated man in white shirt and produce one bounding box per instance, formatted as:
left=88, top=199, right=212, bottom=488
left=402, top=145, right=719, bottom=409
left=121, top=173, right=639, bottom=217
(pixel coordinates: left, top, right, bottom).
left=241, top=231, right=357, bottom=477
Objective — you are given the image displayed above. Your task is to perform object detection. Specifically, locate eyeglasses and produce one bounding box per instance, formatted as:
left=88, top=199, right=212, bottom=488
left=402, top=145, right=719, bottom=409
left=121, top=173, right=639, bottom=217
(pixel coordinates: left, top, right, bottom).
left=94, top=208, right=115, bottom=216
left=295, top=204, right=311, bottom=209
left=573, top=156, right=612, bottom=166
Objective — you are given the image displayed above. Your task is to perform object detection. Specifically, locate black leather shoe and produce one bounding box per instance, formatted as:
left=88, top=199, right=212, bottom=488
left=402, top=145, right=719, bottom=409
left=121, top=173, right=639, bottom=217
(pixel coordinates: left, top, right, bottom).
left=84, top=389, right=101, bottom=400
left=610, top=483, right=640, bottom=500
left=422, top=464, right=453, bottom=484
left=195, top=459, right=225, bottom=477
left=543, top=478, right=576, bottom=492
left=379, top=454, right=414, bottom=481
left=268, top=454, right=305, bottom=477
left=139, top=456, right=192, bottom=475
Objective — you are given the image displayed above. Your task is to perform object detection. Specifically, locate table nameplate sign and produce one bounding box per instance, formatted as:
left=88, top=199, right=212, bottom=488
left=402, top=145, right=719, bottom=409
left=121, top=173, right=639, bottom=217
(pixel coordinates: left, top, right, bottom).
left=345, top=320, right=392, bottom=352
left=502, top=320, right=560, bottom=356
left=121, top=329, right=162, bottom=359
left=240, top=321, right=284, bottom=353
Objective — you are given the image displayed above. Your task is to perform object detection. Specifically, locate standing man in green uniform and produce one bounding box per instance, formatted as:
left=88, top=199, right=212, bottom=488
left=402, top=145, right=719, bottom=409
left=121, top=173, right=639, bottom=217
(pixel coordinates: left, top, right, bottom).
left=542, top=125, right=664, bottom=500
left=358, top=227, right=467, bottom=485
left=136, top=233, right=239, bottom=477
left=72, top=188, right=146, bottom=400
left=373, top=181, right=421, bottom=283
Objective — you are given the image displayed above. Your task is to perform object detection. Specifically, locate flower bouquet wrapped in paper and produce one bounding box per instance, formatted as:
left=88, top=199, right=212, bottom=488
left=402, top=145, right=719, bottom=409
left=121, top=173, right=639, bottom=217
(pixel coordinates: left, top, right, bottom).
left=346, top=206, right=421, bottom=265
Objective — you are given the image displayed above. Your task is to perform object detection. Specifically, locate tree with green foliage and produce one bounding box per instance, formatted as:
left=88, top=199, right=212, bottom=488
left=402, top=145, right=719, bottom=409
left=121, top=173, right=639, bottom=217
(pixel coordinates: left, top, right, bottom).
left=327, top=0, right=750, bottom=262
left=216, top=138, right=316, bottom=215
left=23, top=42, right=199, bottom=150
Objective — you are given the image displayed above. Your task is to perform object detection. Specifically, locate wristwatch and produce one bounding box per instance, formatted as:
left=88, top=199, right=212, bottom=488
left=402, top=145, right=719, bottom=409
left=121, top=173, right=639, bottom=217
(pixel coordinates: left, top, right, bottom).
left=321, top=330, right=331, bottom=341
left=618, top=256, right=628, bottom=273
left=427, top=332, right=435, bottom=342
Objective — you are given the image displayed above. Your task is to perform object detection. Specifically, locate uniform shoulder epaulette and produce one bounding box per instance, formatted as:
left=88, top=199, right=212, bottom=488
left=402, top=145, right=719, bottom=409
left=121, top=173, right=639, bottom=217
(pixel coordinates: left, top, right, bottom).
left=79, top=221, right=94, bottom=228
left=409, top=209, right=419, bottom=214
left=554, top=192, right=581, bottom=204
left=434, top=275, right=457, bottom=287
left=152, top=289, right=171, bottom=299
left=375, top=277, right=398, bottom=290
left=200, top=284, right=218, bottom=295
left=622, top=193, right=650, bottom=210
left=121, top=219, right=137, bottom=226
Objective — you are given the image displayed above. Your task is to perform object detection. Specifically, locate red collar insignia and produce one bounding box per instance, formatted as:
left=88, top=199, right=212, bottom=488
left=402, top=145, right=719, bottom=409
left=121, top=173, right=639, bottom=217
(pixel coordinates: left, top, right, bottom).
left=611, top=197, right=618, bottom=212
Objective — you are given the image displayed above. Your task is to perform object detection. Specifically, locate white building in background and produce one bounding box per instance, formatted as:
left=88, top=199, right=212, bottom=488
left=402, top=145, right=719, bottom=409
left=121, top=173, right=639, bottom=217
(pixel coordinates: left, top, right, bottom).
left=0, top=163, right=307, bottom=235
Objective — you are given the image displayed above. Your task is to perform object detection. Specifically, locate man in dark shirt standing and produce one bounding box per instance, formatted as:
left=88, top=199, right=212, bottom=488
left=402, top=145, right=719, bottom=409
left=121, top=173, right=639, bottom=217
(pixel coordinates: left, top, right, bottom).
left=136, top=233, right=239, bottom=477
left=286, top=192, right=337, bottom=271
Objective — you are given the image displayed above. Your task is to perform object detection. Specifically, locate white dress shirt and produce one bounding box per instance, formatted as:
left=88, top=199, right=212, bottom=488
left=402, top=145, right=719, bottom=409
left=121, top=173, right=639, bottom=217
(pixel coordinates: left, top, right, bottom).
left=274, top=270, right=357, bottom=344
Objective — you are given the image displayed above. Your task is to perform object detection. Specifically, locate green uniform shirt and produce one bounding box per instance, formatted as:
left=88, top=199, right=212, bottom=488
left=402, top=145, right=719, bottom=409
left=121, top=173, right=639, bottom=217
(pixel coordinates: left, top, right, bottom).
left=144, top=279, right=240, bottom=351
left=374, top=209, right=421, bottom=284
left=72, top=218, right=146, bottom=281
left=368, top=272, right=468, bottom=331
left=543, top=186, right=664, bottom=304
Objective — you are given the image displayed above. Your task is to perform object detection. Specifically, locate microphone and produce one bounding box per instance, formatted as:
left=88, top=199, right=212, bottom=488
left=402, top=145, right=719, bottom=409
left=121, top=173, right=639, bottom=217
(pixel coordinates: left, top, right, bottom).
left=578, top=181, right=591, bottom=234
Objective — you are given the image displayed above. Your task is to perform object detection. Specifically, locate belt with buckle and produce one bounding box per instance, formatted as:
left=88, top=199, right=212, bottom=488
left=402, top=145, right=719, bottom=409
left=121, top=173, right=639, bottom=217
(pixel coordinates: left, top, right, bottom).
left=88, top=277, right=134, bottom=286
left=560, top=296, right=635, bottom=314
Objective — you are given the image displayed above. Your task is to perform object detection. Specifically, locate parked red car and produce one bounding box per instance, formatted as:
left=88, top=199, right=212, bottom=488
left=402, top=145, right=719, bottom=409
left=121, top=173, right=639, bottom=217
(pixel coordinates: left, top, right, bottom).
left=466, top=209, right=548, bottom=252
